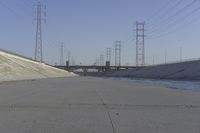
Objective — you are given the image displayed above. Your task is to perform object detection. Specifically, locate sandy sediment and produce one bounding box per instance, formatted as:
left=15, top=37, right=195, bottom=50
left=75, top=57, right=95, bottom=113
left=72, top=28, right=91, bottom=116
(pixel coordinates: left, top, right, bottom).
left=0, top=50, right=76, bottom=82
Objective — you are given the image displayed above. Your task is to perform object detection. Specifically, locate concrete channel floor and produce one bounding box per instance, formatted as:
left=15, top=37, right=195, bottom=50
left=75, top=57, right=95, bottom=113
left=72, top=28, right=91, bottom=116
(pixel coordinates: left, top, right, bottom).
left=0, top=77, right=199, bottom=133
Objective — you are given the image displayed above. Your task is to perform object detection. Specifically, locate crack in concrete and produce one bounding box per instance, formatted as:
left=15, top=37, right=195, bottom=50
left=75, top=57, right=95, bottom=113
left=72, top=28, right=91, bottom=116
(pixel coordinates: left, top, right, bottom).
left=93, top=89, right=117, bottom=133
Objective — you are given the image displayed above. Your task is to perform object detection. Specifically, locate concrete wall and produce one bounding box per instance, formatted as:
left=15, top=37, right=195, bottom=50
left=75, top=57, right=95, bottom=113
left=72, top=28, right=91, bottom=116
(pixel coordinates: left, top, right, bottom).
left=0, top=50, right=76, bottom=82
left=104, top=60, right=200, bottom=80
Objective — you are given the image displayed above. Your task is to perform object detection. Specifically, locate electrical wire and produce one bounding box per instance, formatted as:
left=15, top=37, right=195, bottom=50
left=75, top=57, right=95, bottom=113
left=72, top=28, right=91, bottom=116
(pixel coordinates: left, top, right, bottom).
left=0, top=0, right=20, bottom=16
left=146, top=0, right=173, bottom=22
left=147, top=0, right=197, bottom=35
left=147, top=0, right=184, bottom=30
left=147, top=11, right=200, bottom=39
left=148, top=5, right=200, bottom=38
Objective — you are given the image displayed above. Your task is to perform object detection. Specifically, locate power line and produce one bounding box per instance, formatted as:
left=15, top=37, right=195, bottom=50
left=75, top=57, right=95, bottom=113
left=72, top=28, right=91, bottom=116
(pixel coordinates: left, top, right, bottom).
left=21, top=0, right=32, bottom=7
left=123, top=37, right=135, bottom=46
left=147, top=0, right=183, bottom=29
left=149, top=7, right=200, bottom=39
left=149, top=7, right=200, bottom=38
left=148, top=0, right=197, bottom=35
left=147, top=13, right=200, bottom=39
left=159, top=0, right=184, bottom=19
left=0, top=0, right=21, bottom=16
left=13, top=0, right=31, bottom=11
left=146, top=0, right=174, bottom=23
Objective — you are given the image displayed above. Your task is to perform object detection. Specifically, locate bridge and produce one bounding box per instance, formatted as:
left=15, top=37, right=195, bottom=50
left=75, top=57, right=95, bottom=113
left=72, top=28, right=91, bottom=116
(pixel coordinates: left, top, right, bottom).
left=55, top=65, right=137, bottom=72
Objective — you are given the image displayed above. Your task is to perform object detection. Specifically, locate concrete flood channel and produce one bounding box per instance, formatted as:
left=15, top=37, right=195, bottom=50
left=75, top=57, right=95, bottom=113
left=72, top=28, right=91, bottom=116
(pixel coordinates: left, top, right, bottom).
left=0, top=76, right=199, bottom=133
left=110, top=77, right=200, bottom=91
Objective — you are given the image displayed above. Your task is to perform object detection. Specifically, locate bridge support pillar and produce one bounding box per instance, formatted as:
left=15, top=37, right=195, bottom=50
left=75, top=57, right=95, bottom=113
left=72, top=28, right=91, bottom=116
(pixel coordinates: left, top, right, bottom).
left=116, top=66, right=120, bottom=70
left=83, top=68, right=88, bottom=73
left=66, top=60, right=70, bottom=71
left=98, top=67, right=104, bottom=72
left=105, top=61, right=111, bottom=72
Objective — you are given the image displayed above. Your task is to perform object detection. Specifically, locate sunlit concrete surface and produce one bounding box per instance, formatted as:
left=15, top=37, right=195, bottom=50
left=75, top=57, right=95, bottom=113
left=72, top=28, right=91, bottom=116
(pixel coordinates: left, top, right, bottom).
left=104, top=60, right=200, bottom=80
left=0, top=77, right=199, bottom=133
left=0, top=50, right=76, bottom=82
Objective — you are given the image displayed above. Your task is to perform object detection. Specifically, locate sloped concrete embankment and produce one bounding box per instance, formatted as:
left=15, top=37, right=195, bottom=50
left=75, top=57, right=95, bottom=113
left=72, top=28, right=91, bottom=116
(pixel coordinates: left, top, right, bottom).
left=0, top=50, right=76, bottom=82
left=104, top=60, right=200, bottom=80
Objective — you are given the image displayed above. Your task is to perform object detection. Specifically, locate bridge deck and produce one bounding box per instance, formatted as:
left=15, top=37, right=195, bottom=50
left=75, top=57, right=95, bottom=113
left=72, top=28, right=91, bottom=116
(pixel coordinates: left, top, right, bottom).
left=55, top=65, right=138, bottom=72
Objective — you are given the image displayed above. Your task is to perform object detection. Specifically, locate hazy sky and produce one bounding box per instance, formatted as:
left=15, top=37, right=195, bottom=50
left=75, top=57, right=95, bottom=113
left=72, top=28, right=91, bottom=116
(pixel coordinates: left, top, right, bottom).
left=0, top=0, right=200, bottom=65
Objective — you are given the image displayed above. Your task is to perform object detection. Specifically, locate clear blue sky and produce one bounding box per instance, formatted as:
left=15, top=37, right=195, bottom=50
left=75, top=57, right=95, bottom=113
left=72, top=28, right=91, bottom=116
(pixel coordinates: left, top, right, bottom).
left=0, top=0, right=200, bottom=65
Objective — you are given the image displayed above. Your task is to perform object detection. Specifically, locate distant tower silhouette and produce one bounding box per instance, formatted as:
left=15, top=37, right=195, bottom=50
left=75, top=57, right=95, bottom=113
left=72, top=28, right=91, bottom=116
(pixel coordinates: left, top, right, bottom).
left=106, top=48, right=111, bottom=62
left=100, top=55, right=104, bottom=66
left=136, top=22, right=145, bottom=66
left=115, top=41, right=121, bottom=66
left=34, top=1, right=46, bottom=62
left=60, top=42, right=64, bottom=65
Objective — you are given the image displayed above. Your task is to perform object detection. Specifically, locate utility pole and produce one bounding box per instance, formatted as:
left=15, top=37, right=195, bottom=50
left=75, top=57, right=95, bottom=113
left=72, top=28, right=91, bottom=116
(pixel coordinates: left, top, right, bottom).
left=115, top=41, right=121, bottom=66
left=165, top=50, right=167, bottom=64
left=60, top=42, right=64, bottom=65
left=33, top=1, right=46, bottom=62
left=180, top=46, right=182, bottom=62
left=136, top=22, right=145, bottom=66
left=152, top=55, right=155, bottom=65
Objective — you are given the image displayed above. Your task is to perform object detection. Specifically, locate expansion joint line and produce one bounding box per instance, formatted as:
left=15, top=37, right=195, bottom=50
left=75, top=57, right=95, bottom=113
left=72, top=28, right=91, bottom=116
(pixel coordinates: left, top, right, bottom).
left=93, top=89, right=116, bottom=133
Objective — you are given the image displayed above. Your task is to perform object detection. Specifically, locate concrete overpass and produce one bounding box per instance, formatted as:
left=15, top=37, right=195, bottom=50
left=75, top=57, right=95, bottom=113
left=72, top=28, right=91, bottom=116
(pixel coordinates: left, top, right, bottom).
left=55, top=65, right=138, bottom=72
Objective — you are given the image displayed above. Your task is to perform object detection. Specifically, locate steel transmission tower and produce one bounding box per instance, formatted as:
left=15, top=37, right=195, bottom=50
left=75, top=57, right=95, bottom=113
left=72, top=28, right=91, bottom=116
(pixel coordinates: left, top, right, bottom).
left=100, top=55, right=104, bottom=66
left=95, top=58, right=100, bottom=66
left=115, top=41, right=121, bottom=66
left=34, top=1, right=46, bottom=62
left=136, top=22, right=145, bottom=66
left=106, top=48, right=111, bottom=62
